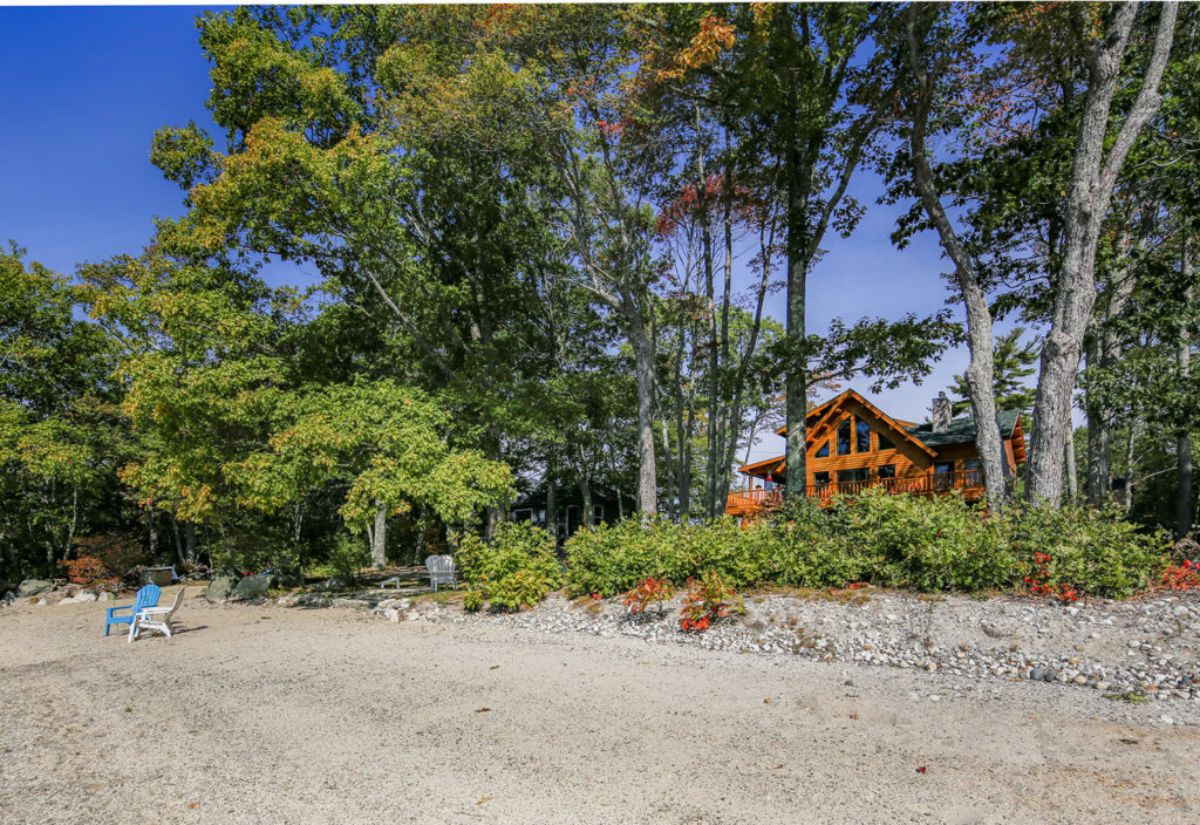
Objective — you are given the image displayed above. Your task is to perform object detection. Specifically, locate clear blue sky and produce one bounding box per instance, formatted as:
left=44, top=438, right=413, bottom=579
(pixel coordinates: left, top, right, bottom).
left=0, top=6, right=1034, bottom=458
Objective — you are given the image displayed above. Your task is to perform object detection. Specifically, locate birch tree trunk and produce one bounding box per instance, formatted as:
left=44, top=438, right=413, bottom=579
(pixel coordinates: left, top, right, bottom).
left=905, top=7, right=1008, bottom=505
left=371, top=503, right=387, bottom=569
left=1027, top=1, right=1177, bottom=504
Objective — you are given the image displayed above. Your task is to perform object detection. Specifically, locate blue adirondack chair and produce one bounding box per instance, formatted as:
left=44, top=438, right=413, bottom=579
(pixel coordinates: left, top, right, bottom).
left=104, top=584, right=160, bottom=637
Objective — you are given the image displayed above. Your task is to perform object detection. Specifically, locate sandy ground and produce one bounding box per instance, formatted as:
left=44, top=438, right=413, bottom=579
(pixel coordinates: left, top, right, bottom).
left=2, top=587, right=1198, bottom=825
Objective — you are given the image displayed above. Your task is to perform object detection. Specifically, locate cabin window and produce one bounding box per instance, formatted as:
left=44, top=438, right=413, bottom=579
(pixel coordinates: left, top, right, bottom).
left=878, top=464, right=896, bottom=479
left=856, top=418, right=871, bottom=453
left=963, top=458, right=982, bottom=484
left=934, top=461, right=954, bottom=491
left=815, top=440, right=829, bottom=458
left=837, top=419, right=852, bottom=455
left=838, top=468, right=870, bottom=484
left=813, top=471, right=831, bottom=487
left=512, top=508, right=533, bottom=523
left=877, top=432, right=895, bottom=451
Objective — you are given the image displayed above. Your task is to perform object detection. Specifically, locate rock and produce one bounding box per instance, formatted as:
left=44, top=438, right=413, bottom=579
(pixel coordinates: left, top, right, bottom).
left=97, top=592, right=115, bottom=602
left=1072, top=675, right=1088, bottom=686
left=74, top=591, right=97, bottom=602
left=230, top=573, right=271, bottom=601
left=2, top=591, right=15, bottom=607
left=1029, top=668, right=1047, bottom=682
left=206, top=574, right=240, bottom=602
left=18, top=579, right=54, bottom=597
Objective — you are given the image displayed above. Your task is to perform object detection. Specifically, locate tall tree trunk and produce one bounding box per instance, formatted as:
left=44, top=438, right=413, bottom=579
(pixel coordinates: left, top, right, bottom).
left=1027, top=1, right=1177, bottom=504
left=371, top=503, right=387, bottom=569
left=185, top=522, right=197, bottom=568
left=1084, top=334, right=1110, bottom=505
left=546, top=472, right=558, bottom=543
left=782, top=91, right=810, bottom=502
left=1178, top=250, right=1195, bottom=538
left=626, top=306, right=658, bottom=516
left=905, top=7, right=1008, bottom=505
left=1064, top=432, right=1078, bottom=503
left=1124, top=422, right=1138, bottom=513
left=578, top=478, right=593, bottom=533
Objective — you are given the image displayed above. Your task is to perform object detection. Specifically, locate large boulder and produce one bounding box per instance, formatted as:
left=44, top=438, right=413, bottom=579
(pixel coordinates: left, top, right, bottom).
left=17, top=579, right=54, bottom=597
left=205, top=575, right=239, bottom=602
left=230, top=573, right=272, bottom=601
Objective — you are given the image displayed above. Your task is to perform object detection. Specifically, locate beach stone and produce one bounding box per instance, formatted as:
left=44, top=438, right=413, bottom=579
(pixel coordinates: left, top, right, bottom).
left=206, top=575, right=239, bottom=602
left=97, top=592, right=115, bottom=601
left=231, top=573, right=271, bottom=601
left=18, top=579, right=53, bottom=597
left=2, top=591, right=15, bottom=607
left=74, top=591, right=97, bottom=602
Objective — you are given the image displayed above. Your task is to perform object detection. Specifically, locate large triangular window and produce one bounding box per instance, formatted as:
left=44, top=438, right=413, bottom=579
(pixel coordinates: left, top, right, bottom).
left=878, top=432, right=896, bottom=451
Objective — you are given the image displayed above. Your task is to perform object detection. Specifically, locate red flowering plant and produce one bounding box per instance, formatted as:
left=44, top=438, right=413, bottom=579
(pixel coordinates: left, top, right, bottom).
left=59, top=555, right=119, bottom=590
left=1023, top=552, right=1079, bottom=604
left=679, top=570, right=743, bottom=633
left=623, top=577, right=675, bottom=617
left=1160, top=559, right=1200, bottom=591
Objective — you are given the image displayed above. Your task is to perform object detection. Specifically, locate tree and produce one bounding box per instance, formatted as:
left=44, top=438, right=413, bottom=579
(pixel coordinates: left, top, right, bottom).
left=0, top=246, right=119, bottom=578
left=1025, top=2, right=1178, bottom=505
left=949, top=327, right=1038, bottom=415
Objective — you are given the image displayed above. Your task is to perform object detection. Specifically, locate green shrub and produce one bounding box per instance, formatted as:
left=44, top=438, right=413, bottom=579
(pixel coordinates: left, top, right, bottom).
left=1001, top=503, right=1169, bottom=598
left=831, top=489, right=1018, bottom=591
left=328, top=532, right=372, bottom=583
left=564, top=517, right=774, bottom=597
left=462, top=589, right=484, bottom=612
left=456, top=521, right=561, bottom=610
left=564, top=492, right=1167, bottom=600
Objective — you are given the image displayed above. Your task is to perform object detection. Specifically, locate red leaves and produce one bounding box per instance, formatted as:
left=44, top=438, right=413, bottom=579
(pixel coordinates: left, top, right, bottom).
left=1161, top=559, right=1200, bottom=591
left=678, top=571, right=740, bottom=633
left=623, top=576, right=674, bottom=614
left=1024, top=551, right=1079, bottom=604
left=915, top=766, right=927, bottom=774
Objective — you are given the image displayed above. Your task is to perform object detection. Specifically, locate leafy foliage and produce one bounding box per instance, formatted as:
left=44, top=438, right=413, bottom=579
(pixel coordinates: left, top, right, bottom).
left=456, top=522, right=561, bottom=611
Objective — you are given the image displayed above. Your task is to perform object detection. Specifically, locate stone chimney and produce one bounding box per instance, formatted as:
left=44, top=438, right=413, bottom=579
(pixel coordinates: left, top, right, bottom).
left=931, top=391, right=953, bottom=433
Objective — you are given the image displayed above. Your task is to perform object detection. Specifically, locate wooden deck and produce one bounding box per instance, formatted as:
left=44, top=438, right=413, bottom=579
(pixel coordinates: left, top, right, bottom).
left=725, top=470, right=985, bottom=519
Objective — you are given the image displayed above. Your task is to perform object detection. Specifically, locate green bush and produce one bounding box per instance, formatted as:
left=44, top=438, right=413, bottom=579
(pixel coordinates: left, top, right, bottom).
left=831, top=489, right=1018, bottom=591
left=1001, top=503, right=1169, bottom=598
left=556, top=493, right=1168, bottom=601
left=456, top=521, right=561, bottom=610
left=564, top=517, right=776, bottom=597
left=328, top=532, right=372, bottom=583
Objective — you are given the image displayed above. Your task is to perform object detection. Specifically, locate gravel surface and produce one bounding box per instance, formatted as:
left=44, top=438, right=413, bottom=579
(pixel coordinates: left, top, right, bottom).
left=432, top=588, right=1200, bottom=709
left=2, top=585, right=1199, bottom=824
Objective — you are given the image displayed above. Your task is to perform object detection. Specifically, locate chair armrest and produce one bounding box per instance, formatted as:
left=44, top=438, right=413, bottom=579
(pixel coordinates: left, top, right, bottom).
left=106, top=605, right=132, bottom=617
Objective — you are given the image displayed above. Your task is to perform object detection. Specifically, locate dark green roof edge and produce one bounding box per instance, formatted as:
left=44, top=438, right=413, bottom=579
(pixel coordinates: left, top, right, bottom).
left=905, top=410, right=1023, bottom=449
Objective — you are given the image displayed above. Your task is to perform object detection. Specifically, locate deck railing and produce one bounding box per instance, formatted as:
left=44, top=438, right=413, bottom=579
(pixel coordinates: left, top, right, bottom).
left=727, top=469, right=985, bottom=515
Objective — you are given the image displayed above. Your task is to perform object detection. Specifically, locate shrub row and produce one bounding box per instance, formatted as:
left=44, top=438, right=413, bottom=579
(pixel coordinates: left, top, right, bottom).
left=562, top=489, right=1170, bottom=600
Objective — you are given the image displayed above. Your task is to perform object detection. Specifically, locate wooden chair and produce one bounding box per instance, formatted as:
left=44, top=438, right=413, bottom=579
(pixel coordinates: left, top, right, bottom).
left=129, top=586, right=186, bottom=642
left=425, top=555, right=457, bottom=592
left=104, top=584, right=160, bottom=637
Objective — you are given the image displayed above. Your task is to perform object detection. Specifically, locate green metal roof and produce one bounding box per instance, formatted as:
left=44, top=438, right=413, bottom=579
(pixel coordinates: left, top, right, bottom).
left=906, top=410, right=1023, bottom=448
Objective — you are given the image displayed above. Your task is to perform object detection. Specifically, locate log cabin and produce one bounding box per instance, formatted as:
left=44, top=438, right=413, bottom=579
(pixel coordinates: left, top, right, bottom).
left=726, top=388, right=1026, bottom=519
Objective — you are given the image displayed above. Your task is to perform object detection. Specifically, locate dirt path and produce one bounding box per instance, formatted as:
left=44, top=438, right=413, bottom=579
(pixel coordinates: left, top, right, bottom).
left=1, top=589, right=1197, bottom=824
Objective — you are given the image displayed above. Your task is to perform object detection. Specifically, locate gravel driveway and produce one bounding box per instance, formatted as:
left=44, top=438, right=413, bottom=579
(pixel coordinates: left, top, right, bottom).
left=1, top=588, right=1198, bottom=824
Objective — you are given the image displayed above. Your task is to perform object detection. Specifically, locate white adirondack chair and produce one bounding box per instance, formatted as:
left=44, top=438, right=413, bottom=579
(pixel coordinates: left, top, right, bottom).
left=129, top=586, right=186, bottom=642
left=425, top=555, right=457, bottom=592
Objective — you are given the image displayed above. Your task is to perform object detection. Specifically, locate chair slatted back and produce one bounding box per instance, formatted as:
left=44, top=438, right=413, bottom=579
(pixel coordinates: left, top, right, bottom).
left=134, top=584, right=161, bottom=613
left=426, top=555, right=456, bottom=585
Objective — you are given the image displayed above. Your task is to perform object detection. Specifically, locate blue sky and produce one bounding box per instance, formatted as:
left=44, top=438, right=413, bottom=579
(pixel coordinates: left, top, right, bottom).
left=0, top=7, right=1031, bottom=461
